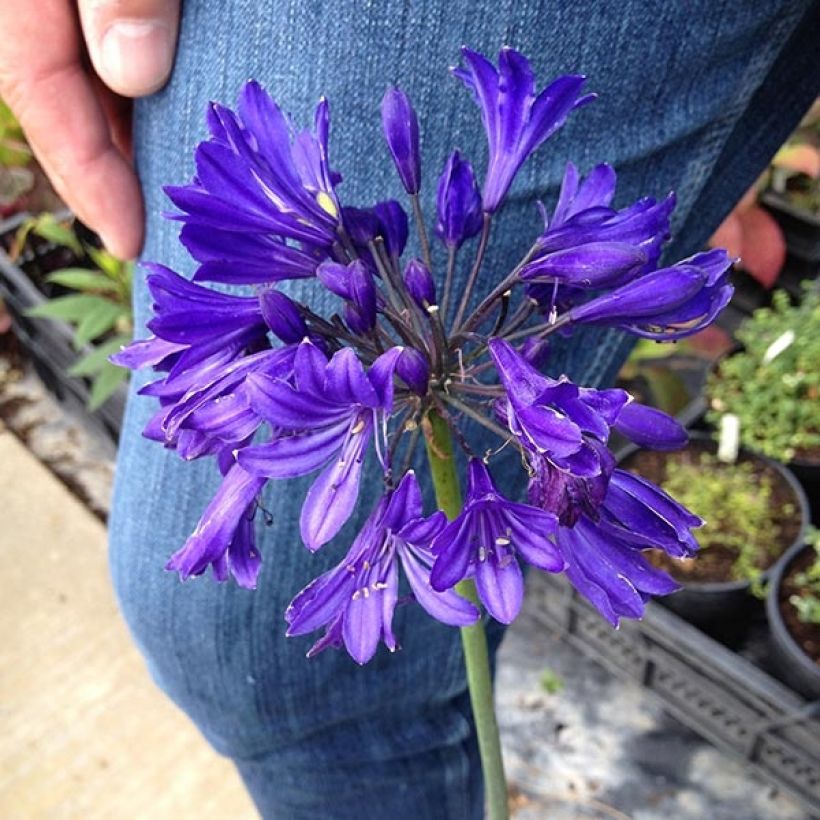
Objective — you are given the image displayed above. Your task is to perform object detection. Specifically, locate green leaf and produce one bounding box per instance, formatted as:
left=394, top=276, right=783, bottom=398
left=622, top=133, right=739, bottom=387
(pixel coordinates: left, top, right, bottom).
left=31, top=214, right=82, bottom=255
left=73, top=300, right=128, bottom=347
left=26, top=294, right=111, bottom=323
left=85, top=245, right=123, bottom=279
left=45, top=268, right=120, bottom=293
left=68, top=335, right=131, bottom=377
left=87, top=362, right=128, bottom=411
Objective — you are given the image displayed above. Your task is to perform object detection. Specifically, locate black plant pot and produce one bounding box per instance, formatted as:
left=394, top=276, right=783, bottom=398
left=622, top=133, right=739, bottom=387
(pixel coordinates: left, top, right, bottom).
left=789, top=456, right=820, bottom=526
left=0, top=213, right=126, bottom=443
left=766, top=539, right=820, bottom=700
left=619, top=434, right=810, bottom=631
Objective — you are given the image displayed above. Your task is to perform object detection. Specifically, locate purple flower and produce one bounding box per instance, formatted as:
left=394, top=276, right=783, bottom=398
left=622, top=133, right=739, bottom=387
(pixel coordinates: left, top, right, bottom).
left=453, top=47, right=594, bottom=213
left=381, top=87, right=421, bottom=194
left=431, top=460, right=562, bottom=623
left=165, top=463, right=265, bottom=588
left=237, top=341, right=397, bottom=550
left=556, top=469, right=702, bottom=625
left=521, top=163, right=674, bottom=291
left=286, top=472, right=479, bottom=664
left=489, top=338, right=687, bottom=476
left=155, top=346, right=298, bottom=460
left=569, top=250, right=734, bottom=340
left=166, top=83, right=341, bottom=285
left=143, top=263, right=266, bottom=345
left=435, top=151, right=483, bottom=249
left=489, top=338, right=629, bottom=476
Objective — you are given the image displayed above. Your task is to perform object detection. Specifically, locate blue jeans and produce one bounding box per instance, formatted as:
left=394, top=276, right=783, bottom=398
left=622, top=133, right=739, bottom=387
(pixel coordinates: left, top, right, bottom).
left=110, top=2, right=818, bottom=817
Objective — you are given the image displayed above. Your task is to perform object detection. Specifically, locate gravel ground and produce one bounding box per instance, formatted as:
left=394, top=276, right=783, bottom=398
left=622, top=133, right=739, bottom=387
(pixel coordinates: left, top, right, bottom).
left=498, top=576, right=806, bottom=819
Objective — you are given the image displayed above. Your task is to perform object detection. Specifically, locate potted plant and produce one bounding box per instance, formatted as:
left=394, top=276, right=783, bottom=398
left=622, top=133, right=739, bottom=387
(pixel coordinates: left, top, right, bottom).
left=706, top=282, right=820, bottom=520
left=620, top=433, right=809, bottom=628
left=0, top=212, right=130, bottom=441
left=766, top=527, right=820, bottom=699
left=760, top=99, right=820, bottom=269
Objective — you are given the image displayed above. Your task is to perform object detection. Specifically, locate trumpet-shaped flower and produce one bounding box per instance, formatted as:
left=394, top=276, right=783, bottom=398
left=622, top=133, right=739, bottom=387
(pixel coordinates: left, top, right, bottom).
left=521, top=163, right=675, bottom=292
left=556, top=469, right=702, bottom=625
left=453, top=47, right=594, bottom=212
left=237, top=341, right=398, bottom=550
left=286, top=472, right=479, bottom=664
left=430, top=460, right=562, bottom=623
left=569, top=249, right=734, bottom=340
left=166, top=83, right=341, bottom=285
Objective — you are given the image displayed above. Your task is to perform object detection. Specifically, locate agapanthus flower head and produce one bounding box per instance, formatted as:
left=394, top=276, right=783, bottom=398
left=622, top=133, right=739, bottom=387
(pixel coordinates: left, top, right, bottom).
left=116, top=46, right=733, bottom=663
left=453, top=47, right=595, bottom=213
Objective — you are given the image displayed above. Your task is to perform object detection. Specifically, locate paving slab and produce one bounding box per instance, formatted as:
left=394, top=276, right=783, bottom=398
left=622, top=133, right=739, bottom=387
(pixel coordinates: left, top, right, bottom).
left=0, top=427, right=255, bottom=820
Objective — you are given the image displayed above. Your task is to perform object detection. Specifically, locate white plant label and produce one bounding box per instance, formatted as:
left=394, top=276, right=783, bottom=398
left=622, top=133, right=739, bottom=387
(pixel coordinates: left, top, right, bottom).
left=718, top=413, right=740, bottom=463
left=762, top=329, right=795, bottom=364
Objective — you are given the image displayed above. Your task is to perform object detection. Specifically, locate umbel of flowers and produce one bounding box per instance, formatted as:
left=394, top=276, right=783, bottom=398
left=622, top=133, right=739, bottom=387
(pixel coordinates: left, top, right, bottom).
left=116, top=45, right=731, bottom=653
left=115, top=46, right=732, bottom=818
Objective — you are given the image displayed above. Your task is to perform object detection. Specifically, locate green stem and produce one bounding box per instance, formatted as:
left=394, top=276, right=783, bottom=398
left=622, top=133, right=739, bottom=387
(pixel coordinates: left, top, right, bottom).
left=423, top=409, right=509, bottom=820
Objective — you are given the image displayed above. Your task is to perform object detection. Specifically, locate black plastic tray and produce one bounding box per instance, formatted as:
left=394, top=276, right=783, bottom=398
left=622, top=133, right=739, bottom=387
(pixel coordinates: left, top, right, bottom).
left=0, top=213, right=126, bottom=443
left=532, top=572, right=820, bottom=818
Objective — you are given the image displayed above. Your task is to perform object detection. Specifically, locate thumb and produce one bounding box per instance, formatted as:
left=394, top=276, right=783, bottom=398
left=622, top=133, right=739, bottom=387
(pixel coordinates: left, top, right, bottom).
left=79, top=0, right=181, bottom=97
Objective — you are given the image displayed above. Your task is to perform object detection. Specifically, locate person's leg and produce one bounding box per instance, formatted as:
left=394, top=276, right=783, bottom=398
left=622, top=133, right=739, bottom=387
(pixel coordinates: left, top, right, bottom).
left=110, top=2, right=818, bottom=817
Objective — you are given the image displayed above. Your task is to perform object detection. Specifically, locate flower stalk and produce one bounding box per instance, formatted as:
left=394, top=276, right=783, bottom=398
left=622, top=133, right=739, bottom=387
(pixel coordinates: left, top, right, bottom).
left=424, top=408, right=509, bottom=820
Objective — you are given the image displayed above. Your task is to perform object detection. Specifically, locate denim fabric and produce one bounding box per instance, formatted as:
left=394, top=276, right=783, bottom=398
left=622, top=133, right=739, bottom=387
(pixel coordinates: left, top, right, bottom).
left=110, top=2, right=818, bottom=817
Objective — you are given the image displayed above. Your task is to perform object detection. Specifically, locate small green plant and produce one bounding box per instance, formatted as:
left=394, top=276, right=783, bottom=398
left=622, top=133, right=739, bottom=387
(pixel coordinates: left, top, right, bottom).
left=0, top=98, right=34, bottom=209
left=706, top=282, right=820, bottom=462
left=539, top=668, right=564, bottom=695
left=22, top=214, right=132, bottom=409
left=790, top=527, right=820, bottom=625
left=660, top=452, right=792, bottom=592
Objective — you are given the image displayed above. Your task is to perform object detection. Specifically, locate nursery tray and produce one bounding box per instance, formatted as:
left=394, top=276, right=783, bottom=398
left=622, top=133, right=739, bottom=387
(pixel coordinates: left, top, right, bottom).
left=531, top=572, right=820, bottom=818
left=0, top=213, right=126, bottom=443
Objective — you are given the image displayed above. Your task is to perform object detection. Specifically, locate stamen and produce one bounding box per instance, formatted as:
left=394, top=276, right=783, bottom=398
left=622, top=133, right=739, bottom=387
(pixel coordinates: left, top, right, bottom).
left=316, top=191, right=338, bottom=217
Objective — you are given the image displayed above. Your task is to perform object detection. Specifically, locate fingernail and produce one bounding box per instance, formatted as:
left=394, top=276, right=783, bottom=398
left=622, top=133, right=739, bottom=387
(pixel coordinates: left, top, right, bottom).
left=100, top=21, right=172, bottom=96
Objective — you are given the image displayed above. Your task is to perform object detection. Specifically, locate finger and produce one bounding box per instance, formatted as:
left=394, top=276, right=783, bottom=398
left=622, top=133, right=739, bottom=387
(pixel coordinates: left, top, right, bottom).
left=79, top=0, right=181, bottom=97
left=0, top=1, right=144, bottom=258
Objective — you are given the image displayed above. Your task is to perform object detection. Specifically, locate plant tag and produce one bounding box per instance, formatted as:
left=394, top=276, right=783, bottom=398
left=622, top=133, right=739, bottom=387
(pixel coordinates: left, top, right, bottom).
left=762, top=329, right=795, bottom=364
left=718, top=413, right=740, bottom=463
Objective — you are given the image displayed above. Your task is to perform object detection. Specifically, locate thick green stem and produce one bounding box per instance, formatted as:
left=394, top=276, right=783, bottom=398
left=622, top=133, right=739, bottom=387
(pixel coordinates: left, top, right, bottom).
left=423, top=409, right=509, bottom=820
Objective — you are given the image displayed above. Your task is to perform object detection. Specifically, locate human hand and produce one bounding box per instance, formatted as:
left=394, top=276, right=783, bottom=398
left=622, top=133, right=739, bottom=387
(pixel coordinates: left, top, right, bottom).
left=0, top=1, right=181, bottom=259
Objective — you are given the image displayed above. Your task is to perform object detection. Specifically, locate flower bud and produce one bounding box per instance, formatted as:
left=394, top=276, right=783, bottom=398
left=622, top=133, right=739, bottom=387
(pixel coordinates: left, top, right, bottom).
left=435, top=151, right=483, bottom=248
left=259, top=289, right=307, bottom=343
left=395, top=347, right=430, bottom=395
left=381, top=87, right=421, bottom=194
left=404, top=258, right=436, bottom=308
left=316, top=261, right=354, bottom=299
left=348, top=260, right=377, bottom=332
